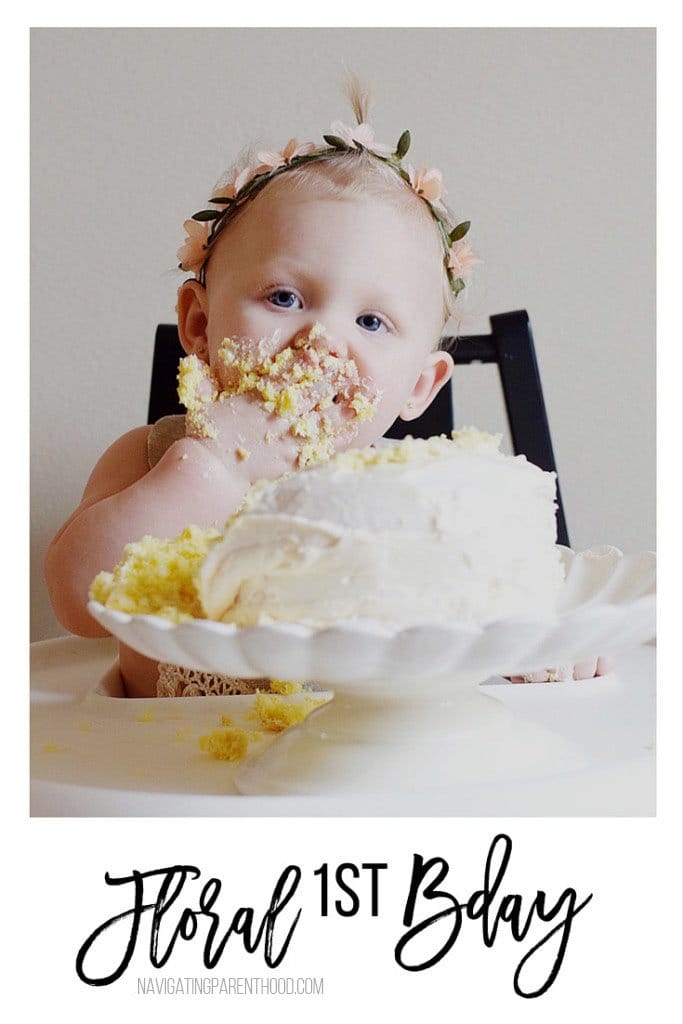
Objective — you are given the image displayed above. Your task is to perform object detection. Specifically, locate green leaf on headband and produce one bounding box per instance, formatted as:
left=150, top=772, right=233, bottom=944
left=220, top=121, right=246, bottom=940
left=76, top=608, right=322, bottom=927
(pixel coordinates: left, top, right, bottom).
left=209, top=196, right=234, bottom=205
left=449, top=221, right=470, bottom=242
left=451, top=277, right=465, bottom=295
left=192, top=209, right=222, bottom=221
left=323, top=134, right=348, bottom=149
left=396, top=130, right=411, bottom=158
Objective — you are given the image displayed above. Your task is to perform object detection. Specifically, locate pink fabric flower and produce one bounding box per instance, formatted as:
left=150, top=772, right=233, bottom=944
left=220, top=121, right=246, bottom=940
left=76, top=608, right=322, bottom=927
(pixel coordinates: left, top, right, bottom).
left=328, top=120, right=395, bottom=158
left=212, top=165, right=256, bottom=200
left=177, top=219, right=209, bottom=276
left=255, top=137, right=317, bottom=172
left=405, top=162, right=448, bottom=202
left=447, top=238, right=482, bottom=277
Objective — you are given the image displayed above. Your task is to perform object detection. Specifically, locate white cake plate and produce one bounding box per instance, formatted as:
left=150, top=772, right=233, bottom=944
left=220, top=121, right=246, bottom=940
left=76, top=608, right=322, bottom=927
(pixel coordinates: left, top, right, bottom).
left=87, top=546, right=655, bottom=795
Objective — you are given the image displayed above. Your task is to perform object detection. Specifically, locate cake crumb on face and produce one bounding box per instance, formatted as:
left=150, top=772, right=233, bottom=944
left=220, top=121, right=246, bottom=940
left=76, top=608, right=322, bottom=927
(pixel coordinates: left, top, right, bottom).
left=349, top=392, right=377, bottom=421
left=235, top=446, right=251, bottom=461
left=177, top=324, right=381, bottom=470
left=177, top=355, right=218, bottom=439
left=308, top=321, right=327, bottom=341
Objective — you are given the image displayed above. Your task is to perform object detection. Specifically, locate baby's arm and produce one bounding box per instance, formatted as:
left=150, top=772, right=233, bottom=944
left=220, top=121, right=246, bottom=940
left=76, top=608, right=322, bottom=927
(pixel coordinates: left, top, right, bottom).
left=45, top=426, right=250, bottom=637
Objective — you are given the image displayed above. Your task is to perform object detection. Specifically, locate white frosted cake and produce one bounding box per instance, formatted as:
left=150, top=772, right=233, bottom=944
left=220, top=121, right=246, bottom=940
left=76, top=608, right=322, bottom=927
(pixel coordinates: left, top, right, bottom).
left=199, top=428, right=564, bottom=628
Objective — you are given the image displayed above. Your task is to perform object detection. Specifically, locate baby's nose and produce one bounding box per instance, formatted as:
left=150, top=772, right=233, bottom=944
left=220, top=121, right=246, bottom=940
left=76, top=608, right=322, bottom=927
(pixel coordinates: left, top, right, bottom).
left=296, top=321, right=349, bottom=359
left=325, top=332, right=350, bottom=359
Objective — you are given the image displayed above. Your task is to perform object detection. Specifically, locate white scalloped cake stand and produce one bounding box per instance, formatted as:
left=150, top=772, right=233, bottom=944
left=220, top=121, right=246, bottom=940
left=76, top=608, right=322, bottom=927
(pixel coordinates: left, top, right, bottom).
left=83, top=546, right=656, bottom=797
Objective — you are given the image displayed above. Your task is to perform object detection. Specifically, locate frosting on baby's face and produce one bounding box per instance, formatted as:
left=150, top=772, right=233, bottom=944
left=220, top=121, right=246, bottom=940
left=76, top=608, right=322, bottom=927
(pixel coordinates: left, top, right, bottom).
left=177, top=176, right=453, bottom=447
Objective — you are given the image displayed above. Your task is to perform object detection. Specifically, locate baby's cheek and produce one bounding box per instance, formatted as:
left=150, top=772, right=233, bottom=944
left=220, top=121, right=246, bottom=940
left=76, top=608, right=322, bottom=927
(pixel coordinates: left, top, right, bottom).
left=373, top=376, right=410, bottom=421
left=349, top=404, right=396, bottom=449
left=363, top=345, right=425, bottom=400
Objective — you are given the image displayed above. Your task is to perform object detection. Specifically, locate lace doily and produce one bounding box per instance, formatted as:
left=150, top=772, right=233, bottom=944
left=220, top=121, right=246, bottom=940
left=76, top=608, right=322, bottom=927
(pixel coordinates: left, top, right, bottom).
left=157, top=663, right=269, bottom=697
left=156, top=662, right=324, bottom=698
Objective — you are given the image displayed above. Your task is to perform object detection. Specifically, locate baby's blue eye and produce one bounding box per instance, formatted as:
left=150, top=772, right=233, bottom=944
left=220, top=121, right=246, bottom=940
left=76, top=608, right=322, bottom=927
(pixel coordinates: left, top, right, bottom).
left=268, top=289, right=302, bottom=309
left=357, top=314, right=387, bottom=333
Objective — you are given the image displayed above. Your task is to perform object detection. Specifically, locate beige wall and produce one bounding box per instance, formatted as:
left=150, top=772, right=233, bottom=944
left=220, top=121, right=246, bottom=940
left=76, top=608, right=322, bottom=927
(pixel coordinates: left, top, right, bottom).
left=31, top=27, right=655, bottom=641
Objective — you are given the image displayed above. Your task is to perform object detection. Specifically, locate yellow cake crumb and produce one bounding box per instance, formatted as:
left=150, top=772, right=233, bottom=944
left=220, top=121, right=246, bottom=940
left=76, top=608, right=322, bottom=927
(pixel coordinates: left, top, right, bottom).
left=298, top=437, right=336, bottom=468
left=273, top=387, right=298, bottom=417
left=219, top=713, right=233, bottom=726
left=199, top=726, right=251, bottom=762
left=136, top=711, right=155, bottom=723
left=90, top=524, right=221, bottom=621
left=268, top=678, right=304, bottom=695
left=77, top=719, right=93, bottom=732
left=177, top=354, right=218, bottom=439
left=308, top=321, right=327, bottom=341
left=290, top=415, right=316, bottom=440
left=349, top=392, right=376, bottom=420
left=42, top=743, right=61, bottom=753
left=451, top=426, right=503, bottom=450
left=250, top=693, right=326, bottom=732
left=327, top=428, right=503, bottom=473
left=235, top=446, right=251, bottom=461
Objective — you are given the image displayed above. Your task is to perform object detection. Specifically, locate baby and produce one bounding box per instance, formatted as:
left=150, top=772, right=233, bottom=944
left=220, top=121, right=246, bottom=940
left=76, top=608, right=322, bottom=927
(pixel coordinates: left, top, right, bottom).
left=44, top=78, right=610, bottom=696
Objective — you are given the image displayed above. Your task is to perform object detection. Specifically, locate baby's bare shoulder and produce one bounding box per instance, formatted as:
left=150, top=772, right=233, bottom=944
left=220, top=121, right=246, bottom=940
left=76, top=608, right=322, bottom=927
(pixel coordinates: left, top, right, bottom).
left=81, top=425, right=152, bottom=506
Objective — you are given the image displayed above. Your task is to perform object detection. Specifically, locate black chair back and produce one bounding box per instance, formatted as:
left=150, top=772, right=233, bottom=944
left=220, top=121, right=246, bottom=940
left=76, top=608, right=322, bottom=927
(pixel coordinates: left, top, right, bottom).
left=148, top=309, right=569, bottom=545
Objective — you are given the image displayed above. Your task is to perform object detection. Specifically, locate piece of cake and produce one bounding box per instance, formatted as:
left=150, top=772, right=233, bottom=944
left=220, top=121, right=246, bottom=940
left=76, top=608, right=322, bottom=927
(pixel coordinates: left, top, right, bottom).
left=198, top=429, right=564, bottom=628
left=89, top=525, right=221, bottom=622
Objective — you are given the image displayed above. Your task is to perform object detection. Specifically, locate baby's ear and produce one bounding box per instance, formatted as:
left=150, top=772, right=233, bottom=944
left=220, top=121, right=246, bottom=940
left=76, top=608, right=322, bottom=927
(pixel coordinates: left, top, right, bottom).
left=399, top=351, right=454, bottom=421
left=177, top=280, right=210, bottom=360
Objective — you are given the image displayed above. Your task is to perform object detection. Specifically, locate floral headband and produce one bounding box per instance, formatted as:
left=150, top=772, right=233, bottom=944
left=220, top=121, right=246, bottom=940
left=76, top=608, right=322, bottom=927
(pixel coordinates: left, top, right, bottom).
left=177, top=118, right=480, bottom=300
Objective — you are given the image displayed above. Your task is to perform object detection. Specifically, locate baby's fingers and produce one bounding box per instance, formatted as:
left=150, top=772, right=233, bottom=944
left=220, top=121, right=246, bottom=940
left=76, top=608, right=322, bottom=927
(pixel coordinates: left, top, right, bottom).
left=509, top=657, right=616, bottom=683
left=509, top=664, right=573, bottom=682
left=596, top=656, right=616, bottom=676
left=572, top=658, right=598, bottom=680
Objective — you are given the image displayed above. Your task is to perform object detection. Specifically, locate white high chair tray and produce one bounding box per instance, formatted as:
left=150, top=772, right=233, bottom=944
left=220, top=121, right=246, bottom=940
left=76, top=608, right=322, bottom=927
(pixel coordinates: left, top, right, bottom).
left=30, top=635, right=655, bottom=817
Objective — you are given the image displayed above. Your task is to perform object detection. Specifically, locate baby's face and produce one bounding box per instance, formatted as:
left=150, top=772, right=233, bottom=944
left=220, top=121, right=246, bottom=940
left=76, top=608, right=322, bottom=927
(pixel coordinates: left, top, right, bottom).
left=181, top=178, right=452, bottom=444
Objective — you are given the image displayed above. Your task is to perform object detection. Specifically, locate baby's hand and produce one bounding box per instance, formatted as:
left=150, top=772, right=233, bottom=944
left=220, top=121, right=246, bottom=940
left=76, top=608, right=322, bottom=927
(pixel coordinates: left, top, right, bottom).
left=187, top=388, right=312, bottom=483
left=508, top=656, right=616, bottom=683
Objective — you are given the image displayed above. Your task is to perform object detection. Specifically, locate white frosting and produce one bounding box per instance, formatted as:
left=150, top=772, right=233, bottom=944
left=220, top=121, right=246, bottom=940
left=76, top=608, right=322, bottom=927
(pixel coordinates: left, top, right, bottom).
left=199, top=431, right=564, bottom=628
